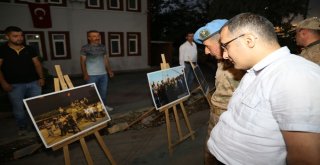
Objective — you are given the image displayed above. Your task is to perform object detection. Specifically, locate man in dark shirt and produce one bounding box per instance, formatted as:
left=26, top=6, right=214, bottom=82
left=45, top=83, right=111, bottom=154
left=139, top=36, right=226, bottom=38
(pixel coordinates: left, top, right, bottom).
left=0, top=26, right=44, bottom=136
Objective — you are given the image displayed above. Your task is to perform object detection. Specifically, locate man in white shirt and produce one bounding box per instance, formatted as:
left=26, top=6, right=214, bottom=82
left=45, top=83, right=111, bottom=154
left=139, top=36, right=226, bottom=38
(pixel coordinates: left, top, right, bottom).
left=208, top=13, right=320, bottom=165
left=179, top=32, right=197, bottom=90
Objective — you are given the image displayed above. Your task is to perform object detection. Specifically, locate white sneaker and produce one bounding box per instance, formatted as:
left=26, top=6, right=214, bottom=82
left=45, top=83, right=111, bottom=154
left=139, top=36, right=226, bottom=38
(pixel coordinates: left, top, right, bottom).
left=105, top=105, right=114, bottom=111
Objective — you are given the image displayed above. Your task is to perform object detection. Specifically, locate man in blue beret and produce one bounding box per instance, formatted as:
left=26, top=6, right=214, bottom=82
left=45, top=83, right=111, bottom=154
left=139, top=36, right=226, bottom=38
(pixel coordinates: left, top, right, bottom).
left=194, top=19, right=245, bottom=164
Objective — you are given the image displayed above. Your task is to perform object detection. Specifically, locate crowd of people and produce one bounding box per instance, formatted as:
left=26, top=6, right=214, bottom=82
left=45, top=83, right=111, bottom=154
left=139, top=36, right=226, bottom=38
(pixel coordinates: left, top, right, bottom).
left=38, top=98, right=107, bottom=138
left=151, top=73, right=188, bottom=108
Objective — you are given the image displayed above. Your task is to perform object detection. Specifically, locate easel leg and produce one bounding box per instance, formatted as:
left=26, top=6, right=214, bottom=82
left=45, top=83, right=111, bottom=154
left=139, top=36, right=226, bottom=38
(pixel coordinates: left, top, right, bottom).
left=173, top=105, right=183, bottom=140
left=63, top=145, right=71, bottom=165
left=164, top=109, right=173, bottom=155
left=180, top=103, right=195, bottom=140
left=80, top=138, right=94, bottom=165
left=94, top=132, right=117, bottom=165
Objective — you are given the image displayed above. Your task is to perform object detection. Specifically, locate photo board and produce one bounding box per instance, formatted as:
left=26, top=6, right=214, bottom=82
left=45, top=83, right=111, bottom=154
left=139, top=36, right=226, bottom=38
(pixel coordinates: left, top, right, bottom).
left=192, top=65, right=209, bottom=95
left=147, top=66, right=190, bottom=110
left=23, top=83, right=111, bottom=148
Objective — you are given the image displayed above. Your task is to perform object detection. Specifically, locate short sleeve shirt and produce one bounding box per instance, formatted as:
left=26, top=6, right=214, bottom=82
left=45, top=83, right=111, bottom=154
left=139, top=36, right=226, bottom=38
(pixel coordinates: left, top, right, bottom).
left=80, top=44, right=107, bottom=75
left=0, top=44, right=39, bottom=84
left=208, top=47, right=320, bottom=165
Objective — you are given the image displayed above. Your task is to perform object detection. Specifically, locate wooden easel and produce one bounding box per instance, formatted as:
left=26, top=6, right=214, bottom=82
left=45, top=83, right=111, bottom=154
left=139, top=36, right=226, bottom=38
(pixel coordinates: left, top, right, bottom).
left=159, top=54, right=195, bottom=155
left=52, top=65, right=116, bottom=165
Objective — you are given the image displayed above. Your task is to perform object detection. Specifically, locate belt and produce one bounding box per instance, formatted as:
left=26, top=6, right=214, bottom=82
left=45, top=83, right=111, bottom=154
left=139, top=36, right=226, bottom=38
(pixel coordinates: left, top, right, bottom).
left=184, top=61, right=197, bottom=65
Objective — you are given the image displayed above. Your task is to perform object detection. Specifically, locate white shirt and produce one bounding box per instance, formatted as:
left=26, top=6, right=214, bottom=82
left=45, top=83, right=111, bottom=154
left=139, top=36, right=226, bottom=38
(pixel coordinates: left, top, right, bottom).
left=179, top=41, right=197, bottom=66
left=208, top=47, right=320, bottom=165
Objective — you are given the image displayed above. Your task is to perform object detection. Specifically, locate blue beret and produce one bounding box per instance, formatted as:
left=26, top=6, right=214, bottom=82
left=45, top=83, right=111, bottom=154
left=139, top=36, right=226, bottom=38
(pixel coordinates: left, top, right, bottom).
left=194, top=19, right=228, bottom=44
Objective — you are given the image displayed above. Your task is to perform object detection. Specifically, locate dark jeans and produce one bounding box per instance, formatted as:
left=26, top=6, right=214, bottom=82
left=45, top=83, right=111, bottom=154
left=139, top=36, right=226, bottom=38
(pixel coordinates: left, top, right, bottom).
left=8, top=80, right=41, bottom=129
left=87, top=74, right=108, bottom=105
left=184, top=61, right=196, bottom=90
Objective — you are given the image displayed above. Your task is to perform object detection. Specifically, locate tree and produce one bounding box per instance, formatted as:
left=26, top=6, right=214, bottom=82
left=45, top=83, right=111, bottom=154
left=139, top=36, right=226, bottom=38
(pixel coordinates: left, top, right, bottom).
left=150, top=0, right=309, bottom=41
left=150, top=0, right=203, bottom=43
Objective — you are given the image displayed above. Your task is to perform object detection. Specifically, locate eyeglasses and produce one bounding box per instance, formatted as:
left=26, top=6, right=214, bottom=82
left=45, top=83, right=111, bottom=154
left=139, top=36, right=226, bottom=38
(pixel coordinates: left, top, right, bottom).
left=221, top=34, right=245, bottom=51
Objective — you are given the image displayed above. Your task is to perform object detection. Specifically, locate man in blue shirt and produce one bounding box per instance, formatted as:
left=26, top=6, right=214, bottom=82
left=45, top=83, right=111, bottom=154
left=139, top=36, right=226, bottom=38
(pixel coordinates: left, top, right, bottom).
left=80, top=30, right=114, bottom=111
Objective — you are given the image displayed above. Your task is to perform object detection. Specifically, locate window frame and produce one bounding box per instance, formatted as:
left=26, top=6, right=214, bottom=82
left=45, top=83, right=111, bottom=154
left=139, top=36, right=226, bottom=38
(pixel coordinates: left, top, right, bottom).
left=43, top=0, right=67, bottom=6
left=85, top=0, right=104, bottom=9
left=127, top=32, right=141, bottom=56
left=126, top=0, right=141, bottom=12
left=48, top=31, right=71, bottom=60
left=107, top=0, right=123, bottom=11
left=0, top=31, right=8, bottom=46
left=24, top=31, right=48, bottom=61
left=108, top=32, right=124, bottom=57
left=15, top=0, right=40, bottom=4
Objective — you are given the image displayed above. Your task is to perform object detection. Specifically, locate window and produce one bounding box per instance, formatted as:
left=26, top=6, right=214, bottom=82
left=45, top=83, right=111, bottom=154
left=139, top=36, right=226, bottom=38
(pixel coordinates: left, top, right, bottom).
left=86, top=0, right=104, bottom=9
left=44, top=0, right=66, bottom=6
left=108, top=32, right=123, bottom=57
left=24, top=31, right=47, bottom=60
left=0, top=31, right=7, bottom=47
left=126, top=0, right=140, bottom=12
left=107, top=0, right=123, bottom=11
left=48, top=31, right=71, bottom=60
left=127, top=32, right=141, bottom=56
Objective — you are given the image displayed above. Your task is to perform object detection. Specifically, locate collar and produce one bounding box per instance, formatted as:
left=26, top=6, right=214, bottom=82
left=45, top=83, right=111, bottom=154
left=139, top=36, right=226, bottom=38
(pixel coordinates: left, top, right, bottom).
left=306, top=40, right=320, bottom=48
left=185, top=41, right=194, bottom=46
left=7, top=43, right=25, bottom=54
left=249, top=47, right=290, bottom=72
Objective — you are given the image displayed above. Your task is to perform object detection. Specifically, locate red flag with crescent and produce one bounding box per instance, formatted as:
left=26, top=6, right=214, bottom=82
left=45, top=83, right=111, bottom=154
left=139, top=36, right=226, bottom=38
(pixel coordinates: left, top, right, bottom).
left=28, top=2, right=52, bottom=28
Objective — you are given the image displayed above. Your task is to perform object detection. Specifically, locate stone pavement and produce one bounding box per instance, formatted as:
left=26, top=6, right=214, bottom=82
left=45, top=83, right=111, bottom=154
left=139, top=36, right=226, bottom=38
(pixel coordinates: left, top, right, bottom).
left=5, top=109, right=209, bottom=165
left=0, top=65, right=215, bottom=165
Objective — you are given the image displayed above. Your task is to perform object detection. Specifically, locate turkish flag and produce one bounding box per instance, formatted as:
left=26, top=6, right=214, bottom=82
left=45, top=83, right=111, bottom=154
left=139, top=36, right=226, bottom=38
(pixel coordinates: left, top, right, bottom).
left=28, top=3, right=52, bottom=28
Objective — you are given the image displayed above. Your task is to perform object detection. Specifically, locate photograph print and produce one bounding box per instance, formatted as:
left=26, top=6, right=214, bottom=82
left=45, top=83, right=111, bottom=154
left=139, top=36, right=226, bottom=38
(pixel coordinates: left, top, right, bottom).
left=23, top=83, right=111, bottom=148
left=147, top=66, right=190, bottom=110
left=192, top=65, right=210, bottom=95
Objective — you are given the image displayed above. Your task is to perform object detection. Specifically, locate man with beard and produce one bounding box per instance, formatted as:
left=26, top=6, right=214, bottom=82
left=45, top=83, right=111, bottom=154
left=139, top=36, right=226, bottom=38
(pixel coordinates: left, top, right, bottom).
left=80, top=30, right=114, bottom=111
left=0, top=26, right=44, bottom=136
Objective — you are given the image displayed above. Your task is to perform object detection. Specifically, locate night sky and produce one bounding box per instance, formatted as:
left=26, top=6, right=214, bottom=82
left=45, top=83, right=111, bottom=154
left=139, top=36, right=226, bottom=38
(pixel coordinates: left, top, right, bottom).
left=24, top=84, right=101, bottom=117
left=309, top=0, right=320, bottom=17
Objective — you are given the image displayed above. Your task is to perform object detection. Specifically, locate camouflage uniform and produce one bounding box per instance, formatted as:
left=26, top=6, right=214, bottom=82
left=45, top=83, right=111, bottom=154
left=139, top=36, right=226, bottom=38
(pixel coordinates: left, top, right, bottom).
left=205, top=61, right=244, bottom=165
left=300, top=40, right=320, bottom=65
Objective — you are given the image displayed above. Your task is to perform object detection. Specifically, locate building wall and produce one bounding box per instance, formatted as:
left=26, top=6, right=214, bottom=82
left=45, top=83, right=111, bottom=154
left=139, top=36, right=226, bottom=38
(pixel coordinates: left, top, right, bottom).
left=0, top=0, right=149, bottom=76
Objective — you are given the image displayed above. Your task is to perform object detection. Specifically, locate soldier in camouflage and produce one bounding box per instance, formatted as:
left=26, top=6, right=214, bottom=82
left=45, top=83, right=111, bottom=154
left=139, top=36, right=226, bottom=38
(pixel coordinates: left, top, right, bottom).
left=194, top=19, right=245, bottom=164
left=295, top=17, right=320, bottom=65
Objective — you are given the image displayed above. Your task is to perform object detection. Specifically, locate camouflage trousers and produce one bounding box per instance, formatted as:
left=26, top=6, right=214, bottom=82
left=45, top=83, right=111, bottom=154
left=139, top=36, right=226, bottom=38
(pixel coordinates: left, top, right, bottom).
left=204, top=106, right=226, bottom=165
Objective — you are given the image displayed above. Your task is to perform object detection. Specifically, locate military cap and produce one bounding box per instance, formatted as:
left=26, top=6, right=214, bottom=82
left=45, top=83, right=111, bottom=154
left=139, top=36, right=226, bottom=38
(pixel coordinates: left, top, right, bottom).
left=194, top=19, right=228, bottom=44
left=296, top=17, right=320, bottom=30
